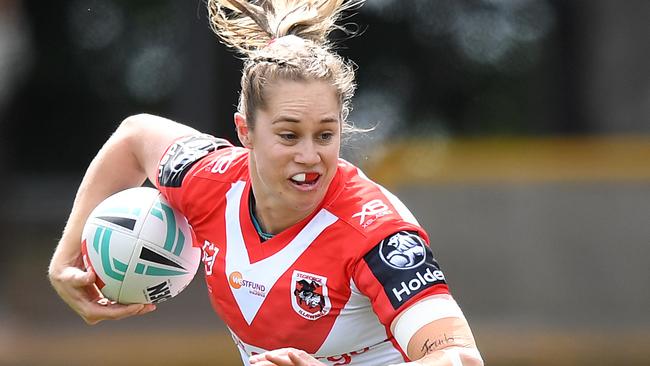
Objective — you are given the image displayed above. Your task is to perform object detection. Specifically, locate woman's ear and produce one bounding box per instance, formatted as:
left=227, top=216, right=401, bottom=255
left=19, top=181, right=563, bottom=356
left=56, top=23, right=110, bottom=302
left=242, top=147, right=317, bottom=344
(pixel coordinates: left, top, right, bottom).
left=234, top=112, right=252, bottom=148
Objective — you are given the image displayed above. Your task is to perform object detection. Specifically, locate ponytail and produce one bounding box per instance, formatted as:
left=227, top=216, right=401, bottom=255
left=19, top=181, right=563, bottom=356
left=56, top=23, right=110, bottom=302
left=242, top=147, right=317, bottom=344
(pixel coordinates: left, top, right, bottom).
left=207, top=0, right=362, bottom=131
left=208, top=0, right=363, bottom=55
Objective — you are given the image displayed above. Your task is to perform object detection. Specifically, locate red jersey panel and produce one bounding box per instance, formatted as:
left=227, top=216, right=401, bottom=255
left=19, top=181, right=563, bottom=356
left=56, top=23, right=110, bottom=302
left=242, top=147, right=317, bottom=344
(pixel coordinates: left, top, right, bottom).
left=156, top=135, right=450, bottom=365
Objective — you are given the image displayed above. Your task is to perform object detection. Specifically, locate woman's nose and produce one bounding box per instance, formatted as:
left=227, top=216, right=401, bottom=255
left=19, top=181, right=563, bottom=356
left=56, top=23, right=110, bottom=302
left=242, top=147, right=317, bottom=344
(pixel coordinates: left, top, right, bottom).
left=294, top=140, right=321, bottom=165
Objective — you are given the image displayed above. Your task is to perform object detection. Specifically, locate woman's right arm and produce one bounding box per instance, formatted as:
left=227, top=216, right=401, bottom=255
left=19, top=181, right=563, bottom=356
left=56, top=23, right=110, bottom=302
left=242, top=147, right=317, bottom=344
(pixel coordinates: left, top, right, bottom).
left=48, top=113, right=200, bottom=324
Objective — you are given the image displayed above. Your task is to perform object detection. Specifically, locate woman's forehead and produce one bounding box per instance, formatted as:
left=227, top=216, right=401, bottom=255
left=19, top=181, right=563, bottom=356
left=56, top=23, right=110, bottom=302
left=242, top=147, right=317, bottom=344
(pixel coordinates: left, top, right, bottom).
left=261, top=80, right=341, bottom=115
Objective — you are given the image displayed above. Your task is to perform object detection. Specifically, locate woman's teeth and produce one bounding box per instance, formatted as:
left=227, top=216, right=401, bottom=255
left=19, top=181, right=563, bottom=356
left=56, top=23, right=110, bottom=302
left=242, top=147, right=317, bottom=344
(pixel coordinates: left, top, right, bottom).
left=292, top=173, right=306, bottom=182
left=290, top=173, right=319, bottom=184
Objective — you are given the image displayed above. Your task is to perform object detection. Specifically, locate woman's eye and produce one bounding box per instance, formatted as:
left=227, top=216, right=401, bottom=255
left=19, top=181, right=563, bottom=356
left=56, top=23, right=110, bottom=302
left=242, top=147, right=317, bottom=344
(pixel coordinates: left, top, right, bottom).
left=279, top=133, right=297, bottom=140
left=319, top=132, right=333, bottom=141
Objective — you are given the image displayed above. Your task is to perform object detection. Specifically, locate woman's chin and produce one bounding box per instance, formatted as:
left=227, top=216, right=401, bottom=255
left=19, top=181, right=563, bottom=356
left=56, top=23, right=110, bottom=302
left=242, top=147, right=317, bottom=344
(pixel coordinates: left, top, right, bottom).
left=287, top=191, right=325, bottom=215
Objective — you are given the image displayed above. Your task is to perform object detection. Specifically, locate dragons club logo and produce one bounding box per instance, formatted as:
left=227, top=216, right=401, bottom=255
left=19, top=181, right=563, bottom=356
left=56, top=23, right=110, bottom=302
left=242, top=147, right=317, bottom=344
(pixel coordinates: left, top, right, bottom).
left=291, top=270, right=331, bottom=320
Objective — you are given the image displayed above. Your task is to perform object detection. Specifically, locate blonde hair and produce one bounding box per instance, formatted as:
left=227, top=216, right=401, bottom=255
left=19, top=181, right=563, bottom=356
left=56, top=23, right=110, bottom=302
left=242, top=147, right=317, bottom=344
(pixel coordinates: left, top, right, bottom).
left=208, top=0, right=363, bottom=131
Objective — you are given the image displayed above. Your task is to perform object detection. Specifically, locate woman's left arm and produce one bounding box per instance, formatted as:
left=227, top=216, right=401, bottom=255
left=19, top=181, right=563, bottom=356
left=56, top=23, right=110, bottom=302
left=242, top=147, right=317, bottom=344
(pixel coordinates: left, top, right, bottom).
left=390, top=294, right=483, bottom=366
left=249, top=294, right=483, bottom=366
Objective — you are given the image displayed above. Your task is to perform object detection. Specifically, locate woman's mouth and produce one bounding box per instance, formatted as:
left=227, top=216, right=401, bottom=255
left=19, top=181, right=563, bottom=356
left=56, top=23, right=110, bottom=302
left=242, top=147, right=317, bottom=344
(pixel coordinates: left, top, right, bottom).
left=289, top=172, right=321, bottom=190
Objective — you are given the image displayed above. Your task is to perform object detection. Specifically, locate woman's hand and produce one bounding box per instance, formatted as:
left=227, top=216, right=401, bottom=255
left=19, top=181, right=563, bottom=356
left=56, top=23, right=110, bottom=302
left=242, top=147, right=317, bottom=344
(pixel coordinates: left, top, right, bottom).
left=47, top=114, right=198, bottom=324
left=249, top=348, right=326, bottom=366
left=48, top=255, right=155, bottom=325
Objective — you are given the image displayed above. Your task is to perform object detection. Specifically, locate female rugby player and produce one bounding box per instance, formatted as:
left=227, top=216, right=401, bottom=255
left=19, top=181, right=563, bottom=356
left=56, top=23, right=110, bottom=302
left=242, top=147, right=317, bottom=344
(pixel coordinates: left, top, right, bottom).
left=49, top=1, right=483, bottom=365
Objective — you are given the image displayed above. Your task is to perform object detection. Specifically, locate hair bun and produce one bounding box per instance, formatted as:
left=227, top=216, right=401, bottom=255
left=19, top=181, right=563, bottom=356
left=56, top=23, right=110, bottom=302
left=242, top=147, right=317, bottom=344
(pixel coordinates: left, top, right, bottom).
left=208, top=0, right=364, bottom=56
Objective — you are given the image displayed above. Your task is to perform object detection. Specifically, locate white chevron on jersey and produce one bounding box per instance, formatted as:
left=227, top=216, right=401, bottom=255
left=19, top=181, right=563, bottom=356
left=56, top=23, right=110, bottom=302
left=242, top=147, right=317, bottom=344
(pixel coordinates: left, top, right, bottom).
left=314, top=278, right=394, bottom=357
left=156, top=144, right=452, bottom=365
left=225, top=181, right=339, bottom=324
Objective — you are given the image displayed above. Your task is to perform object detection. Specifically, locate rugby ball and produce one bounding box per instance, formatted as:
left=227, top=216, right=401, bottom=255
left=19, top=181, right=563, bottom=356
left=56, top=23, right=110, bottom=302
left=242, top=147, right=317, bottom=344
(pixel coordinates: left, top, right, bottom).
left=81, top=187, right=200, bottom=304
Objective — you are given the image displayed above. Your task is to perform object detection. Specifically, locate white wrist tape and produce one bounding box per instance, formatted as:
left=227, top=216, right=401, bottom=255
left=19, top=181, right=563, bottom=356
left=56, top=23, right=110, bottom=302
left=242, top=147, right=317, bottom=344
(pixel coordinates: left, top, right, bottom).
left=393, top=296, right=464, bottom=352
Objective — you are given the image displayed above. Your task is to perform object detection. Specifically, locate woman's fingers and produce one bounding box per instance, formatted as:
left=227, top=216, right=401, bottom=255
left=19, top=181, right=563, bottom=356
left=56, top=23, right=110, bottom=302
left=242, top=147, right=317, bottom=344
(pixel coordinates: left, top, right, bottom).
left=51, top=264, right=157, bottom=324
left=250, top=349, right=324, bottom=366
left=81, top=302, right=156, bottom=325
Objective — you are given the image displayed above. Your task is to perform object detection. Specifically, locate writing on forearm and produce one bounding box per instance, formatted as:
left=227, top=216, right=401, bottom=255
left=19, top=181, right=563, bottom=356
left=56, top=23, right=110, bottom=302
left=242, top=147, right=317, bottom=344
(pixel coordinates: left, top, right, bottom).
left=420, top=333, right=455, bottom=355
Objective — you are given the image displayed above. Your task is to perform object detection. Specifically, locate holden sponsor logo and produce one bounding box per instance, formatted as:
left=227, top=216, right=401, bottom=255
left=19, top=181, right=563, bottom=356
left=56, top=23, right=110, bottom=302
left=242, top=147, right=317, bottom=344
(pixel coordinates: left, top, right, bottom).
left=291, top=270, right=331, bottom=320
left=352, top=199, right=392, bottom=228
left=158, top=138, right=210, bottom=187
left=379, top=231, right=427, bottom=270
left=158, top=142, right=180, bottom=180
left=391, top=267, right=446, bottom=302
left=228, top=271, right=267, bottom=298
left=158, top=140, right=208, bottom=179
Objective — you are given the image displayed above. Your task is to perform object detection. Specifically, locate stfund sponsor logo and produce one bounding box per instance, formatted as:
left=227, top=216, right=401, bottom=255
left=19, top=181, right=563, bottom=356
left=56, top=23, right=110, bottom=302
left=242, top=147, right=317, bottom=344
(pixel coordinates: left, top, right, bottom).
left=391, top=267, right=446, bottom=302
left=228, top=271, right=266, bottom=298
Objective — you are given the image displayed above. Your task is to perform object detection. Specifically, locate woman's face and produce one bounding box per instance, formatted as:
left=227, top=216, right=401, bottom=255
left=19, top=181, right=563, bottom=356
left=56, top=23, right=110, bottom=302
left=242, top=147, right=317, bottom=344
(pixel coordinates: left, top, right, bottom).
left=237, top=79, right=342, bottom=215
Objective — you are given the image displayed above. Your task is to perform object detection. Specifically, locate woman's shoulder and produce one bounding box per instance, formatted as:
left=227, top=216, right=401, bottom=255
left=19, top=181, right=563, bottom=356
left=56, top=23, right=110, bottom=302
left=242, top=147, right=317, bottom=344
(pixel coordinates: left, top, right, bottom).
left=181, top=143, right=249, bottom=182
left=158, top=135, right=246, bottom=184
left=158, top=137, right=250, bottom=203
left=325, top=159, right=424, bottom=241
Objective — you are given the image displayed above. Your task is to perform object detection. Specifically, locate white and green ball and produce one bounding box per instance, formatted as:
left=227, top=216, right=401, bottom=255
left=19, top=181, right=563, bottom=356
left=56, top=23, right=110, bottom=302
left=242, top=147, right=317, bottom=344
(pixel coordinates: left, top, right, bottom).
left=81, top=187, right=200, bottom=304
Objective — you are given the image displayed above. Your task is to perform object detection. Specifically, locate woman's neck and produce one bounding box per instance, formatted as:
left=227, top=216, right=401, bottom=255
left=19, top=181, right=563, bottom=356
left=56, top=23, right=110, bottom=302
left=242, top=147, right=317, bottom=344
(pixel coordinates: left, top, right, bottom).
left=246, top=154, right=325, bottom=234
left=250, top=186, right=313, bottom=235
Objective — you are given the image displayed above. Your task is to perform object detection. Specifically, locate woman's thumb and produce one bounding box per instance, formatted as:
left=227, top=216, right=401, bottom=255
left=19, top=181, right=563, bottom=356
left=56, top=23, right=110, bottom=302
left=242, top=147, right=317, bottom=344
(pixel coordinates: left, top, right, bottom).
left=70, top=267, right=95, bottom=286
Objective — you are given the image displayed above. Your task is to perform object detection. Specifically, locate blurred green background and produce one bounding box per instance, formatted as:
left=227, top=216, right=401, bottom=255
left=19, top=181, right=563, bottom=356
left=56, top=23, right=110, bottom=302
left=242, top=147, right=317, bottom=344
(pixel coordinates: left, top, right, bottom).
left=1, top=0, right=649, bottom=365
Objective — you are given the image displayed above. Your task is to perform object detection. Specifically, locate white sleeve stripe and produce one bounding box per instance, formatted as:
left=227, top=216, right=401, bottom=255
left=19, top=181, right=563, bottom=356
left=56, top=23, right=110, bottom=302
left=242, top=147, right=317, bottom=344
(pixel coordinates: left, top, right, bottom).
left=354, top=166, right=420, bottom=225
left=393, top=297, right=464, bottom=352
left=377, top=185, right=419, bottom=225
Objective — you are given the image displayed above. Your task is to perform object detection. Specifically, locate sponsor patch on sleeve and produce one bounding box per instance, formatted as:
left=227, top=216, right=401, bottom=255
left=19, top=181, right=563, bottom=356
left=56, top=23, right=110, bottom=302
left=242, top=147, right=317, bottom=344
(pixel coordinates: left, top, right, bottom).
left=158, top=135, right=231, bottom=187
left=363, top=231, right=447, bottom=309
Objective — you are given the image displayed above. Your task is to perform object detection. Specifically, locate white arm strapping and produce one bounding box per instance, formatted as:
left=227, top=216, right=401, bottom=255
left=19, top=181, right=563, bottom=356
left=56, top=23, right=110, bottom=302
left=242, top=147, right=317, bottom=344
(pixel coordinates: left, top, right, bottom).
left=392, top=296, right=465, bottom=353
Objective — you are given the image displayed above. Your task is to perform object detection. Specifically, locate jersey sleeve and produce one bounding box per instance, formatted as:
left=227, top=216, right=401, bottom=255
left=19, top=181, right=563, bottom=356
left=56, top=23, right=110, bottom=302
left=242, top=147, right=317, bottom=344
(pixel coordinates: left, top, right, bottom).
left=155, top=134, right=232, bottom=213
left=352, top=230, right=450, bottom=328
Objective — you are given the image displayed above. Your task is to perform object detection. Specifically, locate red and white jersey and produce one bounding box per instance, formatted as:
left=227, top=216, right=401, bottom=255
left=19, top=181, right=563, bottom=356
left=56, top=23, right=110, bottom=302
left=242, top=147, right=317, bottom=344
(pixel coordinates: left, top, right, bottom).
left=156, top=135, right=450, bottom=365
